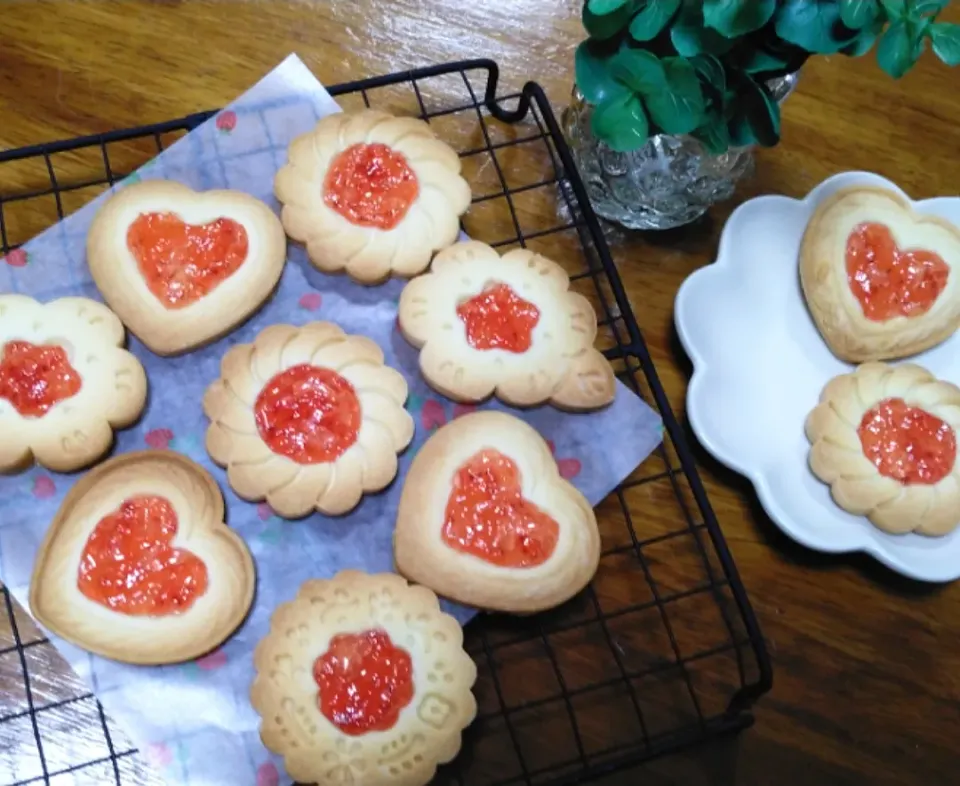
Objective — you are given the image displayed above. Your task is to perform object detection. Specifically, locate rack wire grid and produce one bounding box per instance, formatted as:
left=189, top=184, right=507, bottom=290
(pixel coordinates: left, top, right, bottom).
left=0, top=59, right=772, bottom=786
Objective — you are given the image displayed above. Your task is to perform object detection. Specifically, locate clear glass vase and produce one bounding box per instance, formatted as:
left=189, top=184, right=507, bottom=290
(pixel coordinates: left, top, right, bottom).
left=561, top=74, right=799, bottom=231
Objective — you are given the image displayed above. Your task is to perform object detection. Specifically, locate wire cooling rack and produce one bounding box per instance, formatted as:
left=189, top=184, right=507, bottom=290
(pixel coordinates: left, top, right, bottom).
left=0, top=59, right=772, bottom=786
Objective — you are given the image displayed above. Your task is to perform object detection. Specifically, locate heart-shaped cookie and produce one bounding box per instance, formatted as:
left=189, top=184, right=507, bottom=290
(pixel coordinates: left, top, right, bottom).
left=800, top=186, right=960, bottom=362
left=87, top=180, right=287, bottom=356
left=393, top=411, right=600, bottom=614
left=30, top=450, right=255, bottom=664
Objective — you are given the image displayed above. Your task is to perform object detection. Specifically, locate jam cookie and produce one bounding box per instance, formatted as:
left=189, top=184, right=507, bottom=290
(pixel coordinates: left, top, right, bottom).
left=251, top=570, right=476, bottom=786
left=394, top=411, right=601, bottom=613
left=274, top=109, right=471, bottom=285
left=87, top=180, right=287, bottom=356
left=29, top=451, right=254, bottom=664
left=806, top=362, right=960, bottom=536
left=397, top=241, right=616, bottom=410
left=800, top=186, right=960, bottom=362
left=203, top=322, right=414, bottom=518
left=0, top=295, right=147, bottom=473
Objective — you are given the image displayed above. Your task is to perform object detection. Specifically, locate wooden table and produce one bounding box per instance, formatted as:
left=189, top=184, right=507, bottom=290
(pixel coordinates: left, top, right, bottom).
left=2, top=2, right=960, bottom=785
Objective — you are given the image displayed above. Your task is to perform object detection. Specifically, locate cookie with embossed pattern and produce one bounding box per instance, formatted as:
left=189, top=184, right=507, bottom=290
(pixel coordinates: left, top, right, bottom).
left=251, top=570, right=477, bottom=786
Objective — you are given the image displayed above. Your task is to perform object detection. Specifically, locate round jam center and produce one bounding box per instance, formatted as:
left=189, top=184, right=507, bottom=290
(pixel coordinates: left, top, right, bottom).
left=442, top=449, right=560, bottom=568
left=77, top=495, right=209, bottom=616
left=323, top=143, right=419, bottom=231
left=313, top=628, right=414, bottom=736
left=456, top=283, right=540, bottom=354
left=0, top=340, right=82, bottom=418
left=857, top=397, right=956, bottom=485
left=845, top=222, right=949, bottom=322
left=254, top=364, right=362, bottom=464
left=127, top=211, right=249, bottom=310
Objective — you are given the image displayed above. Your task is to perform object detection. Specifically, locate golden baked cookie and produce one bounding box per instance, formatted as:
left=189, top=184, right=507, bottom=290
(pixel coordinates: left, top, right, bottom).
left=800, top=186, right=960, bottom=362
left=274, top=109, right=471, bottom=285
left=397, top=240, right=616, bottom=410
left=806, top=362, right=960, bottom=536
left=203, top=322, right=414, bottom=518
left=87, top=180, right=287, bottom=356
left=394, top=411, right=601, bottom=613
left=251, top=571, right=477, bottom=786
left=0, top=295, right=147, bottom=473
left=29, top=450, right=255, bottom=664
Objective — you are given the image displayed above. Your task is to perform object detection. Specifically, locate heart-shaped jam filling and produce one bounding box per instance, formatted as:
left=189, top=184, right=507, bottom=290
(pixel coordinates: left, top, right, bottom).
left=443, top=449, right=559, bottom=567
left=846, top=222, right=950, bottom=322
left=323, top=142, right=419, bottom=231
left=313, top=628, right=414, bottom=736
left=858, top=397, right=956, bottom=485
left=77, top=495, right=209, bottom=615
left=127, top=211, right=249, bottom=310
left=254, top=364, right=362, bottom=464
left=0, top=340, right=82, bottom=418
left=456, top=283, right=541, bottom=354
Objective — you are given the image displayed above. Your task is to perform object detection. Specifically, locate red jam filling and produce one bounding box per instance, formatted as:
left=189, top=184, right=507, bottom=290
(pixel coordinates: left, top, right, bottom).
left=77, top=496, right=209, bottom=616
left=313, top=628, right=414, bottom=736
left=456, top=283, right=540, bottom=353
left=323, top=143, right=419, bottom=230
left=846, top=222, right=949, bottom=322
left=443, top=449, right=559, bottom=568
left=0, top=340, right=82, bottom=418
left=858, top=397, right=956, bottom=485
left=127, top=212, right=248, bottom=309
left=254, top=364, right=362, bottom=464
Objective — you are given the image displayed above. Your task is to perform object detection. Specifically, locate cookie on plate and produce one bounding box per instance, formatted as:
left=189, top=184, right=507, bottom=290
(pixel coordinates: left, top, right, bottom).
left=29, top=450, right=255, bottom=664
left=397, top=240, right=616, bottom=410
left=800, top=186, right=960, bottom=362
left=203, top=322, right=414, bottom=518
left=0, top=295, right=147, bottom=473
left=274, top=109, right=471, bottom=284
left=251, top=571, right=477, bottom=786
left=394, top=411, right=601, bottom=613
left=806, top=362, right=960, bottom=536
left=87, top=179, right=287, bottom=356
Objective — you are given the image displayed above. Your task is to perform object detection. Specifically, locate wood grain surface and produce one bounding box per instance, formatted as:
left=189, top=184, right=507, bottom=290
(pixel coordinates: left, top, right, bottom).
left=2, top=2, right=960, bottom=785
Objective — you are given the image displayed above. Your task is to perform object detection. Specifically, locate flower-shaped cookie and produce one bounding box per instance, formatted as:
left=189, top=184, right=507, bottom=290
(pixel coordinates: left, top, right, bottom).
left=800, top=186, right=960, bottom=362
left=274, top=109, right=471, bottom=285
left=0, top=295, right=147, bottom=473
left=87, top=179, right=287, bottom=356
left=398, top=241, right=617, bottom=410
left=394, top=411, right=601, bottom=613
left=203, top=322, right=414, bottom=518
left=251, top=571, right=477, bottom=786
left=806, top=362, right=960, bottom=536
left=29, top=450, right=255, bottom=664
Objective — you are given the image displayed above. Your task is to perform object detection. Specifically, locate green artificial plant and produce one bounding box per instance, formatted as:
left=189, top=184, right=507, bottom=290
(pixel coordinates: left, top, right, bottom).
left=575, top=0, right=960, bottom=154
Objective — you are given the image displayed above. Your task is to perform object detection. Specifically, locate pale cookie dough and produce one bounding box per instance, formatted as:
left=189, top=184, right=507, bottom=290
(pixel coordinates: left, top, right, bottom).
left=806, top=362, right=960, bottom=536
left=394, top=411, right=601, bottom=613
left=87, top=179, right=287, bottom=356
left=800, top=186, right=960, bottom=362
left=251, top=571, right=477, bottom=786
left=0, top=295, right=147, bottom=473
left=203, top=322, right=414, bottom=518
left=274, top=109, right=471, bottom=285
left=29, top=450, right=255, bottom=665
left=397, top=240, right=616, bottom=410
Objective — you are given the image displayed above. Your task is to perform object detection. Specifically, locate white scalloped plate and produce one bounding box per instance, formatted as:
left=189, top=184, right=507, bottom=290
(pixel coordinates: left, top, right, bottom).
left=675, top=171, right=960, bottom=583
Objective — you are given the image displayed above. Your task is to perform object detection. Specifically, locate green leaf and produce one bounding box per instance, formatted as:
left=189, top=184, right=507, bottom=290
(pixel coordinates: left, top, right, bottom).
left=879, top=0, right=906, bottom=17
left=610, top=47, right=668, bottom=93
left=575, top=42, right=631, bottom=104
left=583, top=0, right=636, bottom=40
left=930, top=22, right=960, bottom=65
left=587, top=0, right=630, bottom=12
left=691, top=53, right=726, bottom=93
left=591, top=93, right=651, bottom=152
left=775, top=0, right=853, bottom=54
left=913, top=1, right=951, bottom=16
left=740, top=74, right=781, bottom=146
left=727, top=113, right=757, bottom=147
left=643, top=56, right=706, bottom=135
left=629, top=0, right=681, bottom=41
left=692, top=116, right=732, bottom=155
left=876, top=20, right=919, bottom=76
left=704, top=0, right=777, bottom=37
left=741, top=48, right=790, bottom=73
left=670, top=6, right=735, bottom=56
left=840, top=17, right=884, bottom=55
left=839, top=0, right=878, bottom=28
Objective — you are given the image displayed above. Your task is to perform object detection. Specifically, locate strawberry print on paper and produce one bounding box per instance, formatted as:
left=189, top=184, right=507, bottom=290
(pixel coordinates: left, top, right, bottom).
left=3, top=249, right=27, bottom=268
left=216, top=110, right=238, bottom=133
left=195, top=648, right=228, bottom=671
left=256, top=762, right=280, bottom=786
left=32, top=475, right=56, bottom=500
left=144, top=742, right=173, bottom=770
left=421, top=398, right=446, bottom=431
left=298, top=292, right=323, bottom=311
left=547, top=439, right=582, bottom=480
left=145, top=428, right=174, bottom=449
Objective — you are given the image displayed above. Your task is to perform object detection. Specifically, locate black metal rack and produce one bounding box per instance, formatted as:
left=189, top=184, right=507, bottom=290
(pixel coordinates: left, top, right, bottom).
left=0, top=59, right=772, bottom=786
